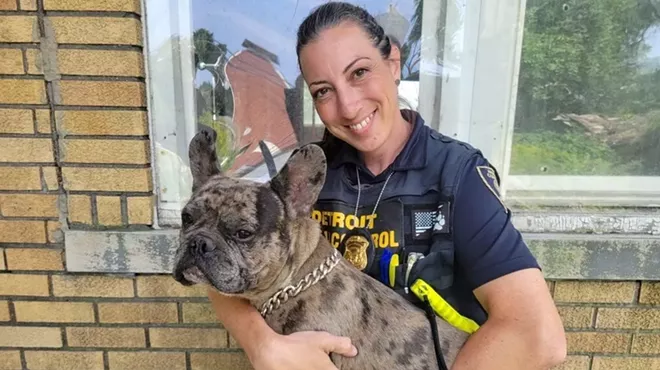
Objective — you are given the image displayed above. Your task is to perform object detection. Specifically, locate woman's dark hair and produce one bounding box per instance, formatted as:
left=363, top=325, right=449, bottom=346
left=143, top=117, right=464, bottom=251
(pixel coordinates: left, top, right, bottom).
left=295, top=2, right=415, bottom=157
left=296, top=1, right=392, bottom=66
left=296, top=2, right=393, bottom=156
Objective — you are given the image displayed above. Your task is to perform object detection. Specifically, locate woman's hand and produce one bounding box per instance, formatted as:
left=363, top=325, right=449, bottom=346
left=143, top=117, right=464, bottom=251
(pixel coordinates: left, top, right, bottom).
left=247, top=330, right=358, bottom=370
left=206, top=289, right=356, bottom=369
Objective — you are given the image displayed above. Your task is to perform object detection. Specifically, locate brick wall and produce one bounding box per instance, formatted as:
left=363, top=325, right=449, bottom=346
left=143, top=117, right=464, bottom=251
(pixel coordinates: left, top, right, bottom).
left=0, top=0, right=250, bottom=369
left=551, top=281, right=660, bottom=370
left=0, top=1, right=659, bottom=370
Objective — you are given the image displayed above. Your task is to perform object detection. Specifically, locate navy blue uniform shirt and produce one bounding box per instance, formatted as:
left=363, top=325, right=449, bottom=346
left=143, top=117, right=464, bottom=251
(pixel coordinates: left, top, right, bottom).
left=311, top=110, right=540, bottom=324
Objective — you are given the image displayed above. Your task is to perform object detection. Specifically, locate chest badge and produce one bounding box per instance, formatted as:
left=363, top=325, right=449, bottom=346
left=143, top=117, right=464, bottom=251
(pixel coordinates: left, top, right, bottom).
left=338, top=228, right=375, bottom=272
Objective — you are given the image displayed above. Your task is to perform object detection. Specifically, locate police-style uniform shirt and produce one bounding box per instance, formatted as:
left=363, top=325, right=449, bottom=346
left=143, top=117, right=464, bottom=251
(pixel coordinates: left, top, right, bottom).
left=311, top=110, right=540, bottom=325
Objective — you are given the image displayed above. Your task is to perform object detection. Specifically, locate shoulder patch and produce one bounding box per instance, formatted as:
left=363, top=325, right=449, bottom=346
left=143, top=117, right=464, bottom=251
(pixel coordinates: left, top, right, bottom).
left=476, top=165, right=506, bottom=210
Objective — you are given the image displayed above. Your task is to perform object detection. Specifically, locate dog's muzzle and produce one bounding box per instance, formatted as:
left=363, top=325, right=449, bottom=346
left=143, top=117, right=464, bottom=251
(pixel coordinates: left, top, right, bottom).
left=173, top=235, right=215, bottom=286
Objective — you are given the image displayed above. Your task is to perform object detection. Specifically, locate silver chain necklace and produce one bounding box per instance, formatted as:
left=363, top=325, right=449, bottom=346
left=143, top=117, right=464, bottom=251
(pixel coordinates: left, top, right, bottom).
left=354, top=166, right=394, bottom=218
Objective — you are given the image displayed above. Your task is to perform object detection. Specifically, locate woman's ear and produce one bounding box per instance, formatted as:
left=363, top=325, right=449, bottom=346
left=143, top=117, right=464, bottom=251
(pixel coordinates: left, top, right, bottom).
left=387, top=38, right=402, bottom=83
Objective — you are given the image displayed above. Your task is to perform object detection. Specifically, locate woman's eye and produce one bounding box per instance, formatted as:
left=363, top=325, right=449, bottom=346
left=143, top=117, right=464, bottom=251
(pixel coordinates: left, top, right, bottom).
left=353, top=68, right=368, bottom=78
left=314, top=87, right=329, bottom=99
left=234, top=229, right=253, bottom=241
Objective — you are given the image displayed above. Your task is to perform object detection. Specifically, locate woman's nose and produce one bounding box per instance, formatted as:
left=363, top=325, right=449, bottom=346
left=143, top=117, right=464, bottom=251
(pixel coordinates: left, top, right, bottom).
left=337, top=88, right=361, bottom=120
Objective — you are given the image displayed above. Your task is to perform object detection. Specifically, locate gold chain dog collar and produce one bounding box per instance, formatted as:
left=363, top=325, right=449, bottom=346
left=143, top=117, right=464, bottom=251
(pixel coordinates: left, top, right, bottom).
left=260, top=249, right=341, bottom=317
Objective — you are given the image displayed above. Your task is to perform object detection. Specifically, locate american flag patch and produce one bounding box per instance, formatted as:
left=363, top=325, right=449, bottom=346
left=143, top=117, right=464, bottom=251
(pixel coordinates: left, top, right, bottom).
left=414, top=210, right=436, bottom=237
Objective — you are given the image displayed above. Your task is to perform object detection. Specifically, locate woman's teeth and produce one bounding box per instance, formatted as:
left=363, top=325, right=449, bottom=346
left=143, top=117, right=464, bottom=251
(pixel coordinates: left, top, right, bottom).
left=349, top=113, right=373, bottom=132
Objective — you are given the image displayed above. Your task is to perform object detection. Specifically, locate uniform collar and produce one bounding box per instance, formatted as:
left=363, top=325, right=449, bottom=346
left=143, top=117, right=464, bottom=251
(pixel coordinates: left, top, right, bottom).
left=328, top=109, right=428, bottom=174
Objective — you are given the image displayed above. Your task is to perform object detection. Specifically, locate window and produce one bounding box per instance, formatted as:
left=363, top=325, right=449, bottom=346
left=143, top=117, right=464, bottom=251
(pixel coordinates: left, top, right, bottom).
left=143, top=0, right=446, bottom=227
left=505, top=0, right=660, bottom=206
left=142, top=0, right=660, bottom=228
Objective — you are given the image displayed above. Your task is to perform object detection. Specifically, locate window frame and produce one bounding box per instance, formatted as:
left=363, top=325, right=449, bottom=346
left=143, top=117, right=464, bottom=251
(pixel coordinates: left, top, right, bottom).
left=143, top=0, right=197, bottom=228
left=431, top=0, right=660, bottom=209
left=142, top=0, right=660, bottom=230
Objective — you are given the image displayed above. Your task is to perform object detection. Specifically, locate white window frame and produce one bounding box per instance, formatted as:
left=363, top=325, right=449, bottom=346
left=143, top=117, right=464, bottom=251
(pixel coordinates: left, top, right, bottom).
left=427, top=0, right=660, bottom=208
left=141, top=0, right=660, bottom=229
left=142, top=0, right=196, bottom=228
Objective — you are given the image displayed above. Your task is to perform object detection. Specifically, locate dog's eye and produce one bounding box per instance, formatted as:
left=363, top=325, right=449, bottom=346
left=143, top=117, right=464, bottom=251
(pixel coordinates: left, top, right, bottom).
left=234, top=229, right=253, bottom=241
left=181, top=210, right=194, bottom=228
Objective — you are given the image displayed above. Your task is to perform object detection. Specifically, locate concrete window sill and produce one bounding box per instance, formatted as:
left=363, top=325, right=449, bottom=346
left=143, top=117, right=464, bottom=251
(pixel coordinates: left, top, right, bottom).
left=64, top=211, right=660, bottom=280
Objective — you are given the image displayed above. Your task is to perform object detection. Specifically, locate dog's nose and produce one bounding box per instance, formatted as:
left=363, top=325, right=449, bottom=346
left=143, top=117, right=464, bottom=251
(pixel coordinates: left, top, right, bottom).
left=193, top=237, right=216, bottom=254
left=173, top=268, right=194, bottom=286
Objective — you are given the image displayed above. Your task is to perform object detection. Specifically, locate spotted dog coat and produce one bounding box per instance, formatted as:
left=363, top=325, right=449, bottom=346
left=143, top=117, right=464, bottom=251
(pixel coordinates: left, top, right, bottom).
left=172, top=128, right=469, bottom=369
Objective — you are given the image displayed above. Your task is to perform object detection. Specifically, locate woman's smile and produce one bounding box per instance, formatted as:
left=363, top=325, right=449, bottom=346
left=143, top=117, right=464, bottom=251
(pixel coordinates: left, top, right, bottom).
left=347, top=109, right=376, bottom=135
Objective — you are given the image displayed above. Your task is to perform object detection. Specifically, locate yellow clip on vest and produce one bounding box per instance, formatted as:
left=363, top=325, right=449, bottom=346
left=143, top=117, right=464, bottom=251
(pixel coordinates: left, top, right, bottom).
left=410, top=279, right=480, bottom=335
left=388, top=254, right=399, bottom=288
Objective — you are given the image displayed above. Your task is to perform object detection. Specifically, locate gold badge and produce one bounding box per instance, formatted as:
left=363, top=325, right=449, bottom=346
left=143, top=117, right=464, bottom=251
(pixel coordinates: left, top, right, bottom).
left=342, top=234, right=370, bottom=271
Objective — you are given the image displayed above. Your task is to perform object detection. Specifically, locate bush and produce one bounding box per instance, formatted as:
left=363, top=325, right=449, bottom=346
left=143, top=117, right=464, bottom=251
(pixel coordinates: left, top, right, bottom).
left=509, top=131, right=643, bottom=175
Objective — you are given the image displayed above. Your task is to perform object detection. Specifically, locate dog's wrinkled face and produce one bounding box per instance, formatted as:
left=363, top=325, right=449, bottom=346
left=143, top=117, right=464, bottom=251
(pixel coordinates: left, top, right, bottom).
left=172, top=128, right=327, bottom=299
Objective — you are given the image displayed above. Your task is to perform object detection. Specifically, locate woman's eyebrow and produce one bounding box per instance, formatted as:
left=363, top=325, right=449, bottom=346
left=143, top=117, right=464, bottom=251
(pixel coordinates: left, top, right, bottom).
left=308, top=57, right=370, bottom=86
left=342, top=57, right=369, bottom=74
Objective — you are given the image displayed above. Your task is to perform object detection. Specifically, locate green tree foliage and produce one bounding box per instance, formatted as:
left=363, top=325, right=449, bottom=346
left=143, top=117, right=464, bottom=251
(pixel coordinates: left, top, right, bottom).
left=511, top=0, right=660, bottom=175
left=193, top=28, right=227, bottom=73
left=399, top=0, right=422, bottom=80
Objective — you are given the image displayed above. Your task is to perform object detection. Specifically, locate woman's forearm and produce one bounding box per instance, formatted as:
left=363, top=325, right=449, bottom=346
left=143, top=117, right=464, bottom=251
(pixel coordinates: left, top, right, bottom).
left=207, top=287, right=275, bottom=356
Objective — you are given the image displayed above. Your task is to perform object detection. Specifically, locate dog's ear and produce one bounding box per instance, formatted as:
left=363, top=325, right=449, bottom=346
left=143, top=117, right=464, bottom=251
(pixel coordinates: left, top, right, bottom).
left=270, top=144, right=327, bottom=218
left=189, top=127, right=223, bottom=192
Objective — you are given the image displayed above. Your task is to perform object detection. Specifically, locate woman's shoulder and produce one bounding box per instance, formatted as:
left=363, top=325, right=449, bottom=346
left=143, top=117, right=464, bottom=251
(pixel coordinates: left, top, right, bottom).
left=417, top=125, right=486, bottom=179
left=425, top=125, right=481, bottom=158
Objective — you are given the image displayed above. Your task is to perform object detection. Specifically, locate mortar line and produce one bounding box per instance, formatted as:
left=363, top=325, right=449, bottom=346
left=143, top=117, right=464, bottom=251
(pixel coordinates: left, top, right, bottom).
left=0, top=190, right=59, bottom=195
left=93, top=302, right=100, bottom=323
left=133, top=276, right=139, bottom=297
left=22, top=48, right=29, bottom=75
left=58, top=75, right=144, bottom=82
left=0, top=322, right=234, bottom=329
left=57, top=44, right=142, bottom=51
left=60, top=326, right=68, bottom=348
left=0, top=10, right=34, bottom=15
left=1, top=244, right=67, bottom=249
left=54, top=135, right=150, bottom=140
left=0, top=103, right=145, bottom=111
left=4, top=163, right=153, bottom=169
left=91, top=194, right=99, bottom=225
left=43, top=221, right=49, bottom=243
left=8, top=299, right=17, bottom=322
left=627, top=330, right=635, bottom=353
left=120, top=194, right=128, bottom=226
left=47, top=273, right=54, bottom=297
left=103, top=351, right=110, bottom=370
left=0, top=346, right=245, bottom=353
left=0, top=133, right=51, bottom=139
left=36, top=0, right=68, bottom=238
left=19, top=350, right=27, bottom=370
left=2, top=248, right=7, bottom=273
left=0, top=43, right=40, bottom=48
left=31, top=109, right=38, bottom=135
left=44, top=10, right=141, bottom=18
left=0, top=162, right=57, bottom=167
left=0, top=74, right=43, bottom=80
left=591, top=306, right=598, bottom=328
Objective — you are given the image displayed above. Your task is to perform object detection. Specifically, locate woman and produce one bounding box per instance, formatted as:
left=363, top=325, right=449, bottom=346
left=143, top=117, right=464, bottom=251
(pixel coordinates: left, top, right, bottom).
left=208, top=2, right=567, bottom=369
